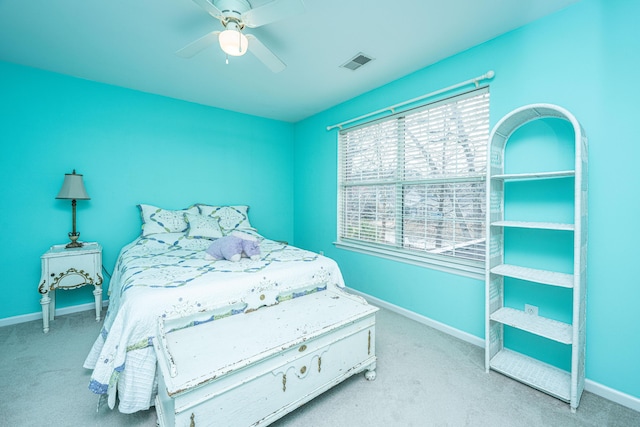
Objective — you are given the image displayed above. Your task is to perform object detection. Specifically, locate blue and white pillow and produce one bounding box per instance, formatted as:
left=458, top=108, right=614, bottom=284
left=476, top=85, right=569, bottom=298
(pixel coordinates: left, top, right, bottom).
left=138, top=204, right=198, bottom=236
left=196, top=204, right=255, bottom=235
left=184, top=212, right=224, bottom=239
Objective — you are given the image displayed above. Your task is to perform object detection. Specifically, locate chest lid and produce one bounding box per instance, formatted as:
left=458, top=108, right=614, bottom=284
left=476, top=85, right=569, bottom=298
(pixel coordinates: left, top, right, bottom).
left=154, top=289, right=377, bottom=394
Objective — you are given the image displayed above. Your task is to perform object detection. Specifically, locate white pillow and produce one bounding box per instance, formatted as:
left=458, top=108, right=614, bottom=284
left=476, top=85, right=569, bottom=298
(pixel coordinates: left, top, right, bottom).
left=184, top=212, right=223, bottom=239
left=230, top=229, right=264, bottom=242
left=196, top=205, right=254, bottom=234
left=138, top=204, right=198, bottom=236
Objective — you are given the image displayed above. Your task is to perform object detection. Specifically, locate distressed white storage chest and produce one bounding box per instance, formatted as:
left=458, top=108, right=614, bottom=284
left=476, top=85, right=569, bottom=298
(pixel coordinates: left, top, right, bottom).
left=153, top=289, right=378, bottom=426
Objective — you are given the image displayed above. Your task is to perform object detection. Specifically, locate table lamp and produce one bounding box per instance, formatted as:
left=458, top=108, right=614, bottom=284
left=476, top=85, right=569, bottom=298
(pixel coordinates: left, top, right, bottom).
left=56, top=170, right=90, bottom=248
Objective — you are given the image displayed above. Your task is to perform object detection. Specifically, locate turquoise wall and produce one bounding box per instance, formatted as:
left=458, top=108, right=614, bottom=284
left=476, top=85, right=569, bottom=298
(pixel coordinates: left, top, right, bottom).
left=293, top=0, right=640, bottom=400
left=0, top=61, right=295, bottom=319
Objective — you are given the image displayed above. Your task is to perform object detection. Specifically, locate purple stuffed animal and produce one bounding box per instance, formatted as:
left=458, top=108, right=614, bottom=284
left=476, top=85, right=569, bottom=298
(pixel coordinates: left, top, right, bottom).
left=206, top=233, right=261, bottom=262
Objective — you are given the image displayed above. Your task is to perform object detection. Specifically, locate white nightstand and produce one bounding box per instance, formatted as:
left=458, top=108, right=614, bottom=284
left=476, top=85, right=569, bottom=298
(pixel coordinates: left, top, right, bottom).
left=38, top=242, right=103, bottom=333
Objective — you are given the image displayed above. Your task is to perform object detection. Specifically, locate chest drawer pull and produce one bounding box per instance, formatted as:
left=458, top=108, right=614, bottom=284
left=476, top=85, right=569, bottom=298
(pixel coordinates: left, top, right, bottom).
left=300, top=366, right=307, bottom=375
left=299, top=344, right=307, bottom=352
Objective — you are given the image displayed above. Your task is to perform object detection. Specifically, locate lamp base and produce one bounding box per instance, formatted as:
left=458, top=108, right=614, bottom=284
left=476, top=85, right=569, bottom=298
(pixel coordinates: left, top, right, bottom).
left=66, top=232, right=83, bottom=249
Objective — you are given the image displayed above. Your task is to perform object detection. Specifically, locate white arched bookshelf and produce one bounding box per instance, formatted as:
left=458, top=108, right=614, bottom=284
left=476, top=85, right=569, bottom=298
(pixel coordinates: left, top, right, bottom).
left=485, top=104, right=587, bottom=411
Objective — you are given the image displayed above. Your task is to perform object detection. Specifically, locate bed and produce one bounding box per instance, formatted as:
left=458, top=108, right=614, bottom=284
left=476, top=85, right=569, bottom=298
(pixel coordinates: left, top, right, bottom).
left=83, top=204, right=351, bottom=414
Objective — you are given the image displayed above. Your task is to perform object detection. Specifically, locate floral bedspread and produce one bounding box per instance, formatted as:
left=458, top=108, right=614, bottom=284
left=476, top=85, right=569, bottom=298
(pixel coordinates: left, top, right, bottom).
left=83, top=233, right=345, bottom=414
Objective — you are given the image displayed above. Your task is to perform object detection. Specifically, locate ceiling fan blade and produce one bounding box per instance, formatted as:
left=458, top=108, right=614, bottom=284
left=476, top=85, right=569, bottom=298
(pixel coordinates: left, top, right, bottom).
left=191, top=0, right=224, bottom=19
left=242, top=0, right=305, bottom=28
left=176, top=31, right=221, bottom=58
left=246, top=34, right=285, bottom=73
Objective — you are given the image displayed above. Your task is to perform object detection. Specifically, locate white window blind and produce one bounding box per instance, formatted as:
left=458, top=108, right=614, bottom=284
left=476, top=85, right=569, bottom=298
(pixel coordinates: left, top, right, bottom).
left=337, top=87, right=489, bottom=275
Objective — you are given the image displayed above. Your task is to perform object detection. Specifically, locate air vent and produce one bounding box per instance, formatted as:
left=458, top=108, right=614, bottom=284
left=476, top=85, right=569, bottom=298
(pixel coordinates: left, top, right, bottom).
left=340, top=52, right=374, bottom=71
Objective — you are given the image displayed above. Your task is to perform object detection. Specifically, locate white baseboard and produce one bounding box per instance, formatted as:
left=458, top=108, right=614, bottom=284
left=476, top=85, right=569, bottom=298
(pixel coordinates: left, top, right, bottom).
left=0, top=300, right=109, bottom=328
left=346, top=287, right=484, bottom=347
left=584, top=379, right=640, bottom=412
left=346, top=287, right=640, bottom=413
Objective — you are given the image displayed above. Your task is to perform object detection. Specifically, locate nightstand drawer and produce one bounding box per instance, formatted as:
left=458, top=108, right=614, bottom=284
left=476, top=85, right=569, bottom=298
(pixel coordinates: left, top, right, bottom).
left=46, top=253, right=98, bottom=285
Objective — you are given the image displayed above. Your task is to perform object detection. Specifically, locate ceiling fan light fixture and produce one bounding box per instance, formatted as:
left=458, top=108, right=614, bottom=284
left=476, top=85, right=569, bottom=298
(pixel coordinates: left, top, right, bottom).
left=219, top=27, right=248, bottom=56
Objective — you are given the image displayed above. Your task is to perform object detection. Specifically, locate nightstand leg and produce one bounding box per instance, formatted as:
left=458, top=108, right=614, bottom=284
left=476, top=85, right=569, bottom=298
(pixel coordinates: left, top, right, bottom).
left=49, top=290, right=56, bottom=321
left=93, top=286, right=102, bottom=322
left=40, top=293, right=51, bottom=333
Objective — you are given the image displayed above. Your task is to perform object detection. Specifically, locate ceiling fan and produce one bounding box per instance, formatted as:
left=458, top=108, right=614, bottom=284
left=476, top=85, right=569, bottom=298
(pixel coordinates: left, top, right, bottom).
left=177, top=0, right=305, bottom=73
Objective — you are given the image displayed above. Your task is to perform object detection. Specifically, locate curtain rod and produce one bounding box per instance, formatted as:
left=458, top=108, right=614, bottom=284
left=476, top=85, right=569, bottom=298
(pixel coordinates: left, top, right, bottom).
left=326, top=70, right=495, bottom=131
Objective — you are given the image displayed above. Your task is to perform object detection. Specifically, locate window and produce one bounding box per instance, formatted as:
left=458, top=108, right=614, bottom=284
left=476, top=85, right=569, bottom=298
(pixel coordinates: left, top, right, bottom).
left=336, top=87, right=489, bottom=277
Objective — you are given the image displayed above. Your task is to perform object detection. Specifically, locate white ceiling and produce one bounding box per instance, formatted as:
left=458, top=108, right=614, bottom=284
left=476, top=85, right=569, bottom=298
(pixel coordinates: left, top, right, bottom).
left=0, top=0, right=580, bottom=123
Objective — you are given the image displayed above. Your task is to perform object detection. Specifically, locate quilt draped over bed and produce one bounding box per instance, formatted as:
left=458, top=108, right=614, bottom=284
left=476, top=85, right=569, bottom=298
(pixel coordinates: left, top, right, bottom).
left=83, top=233, right=345, bottom=413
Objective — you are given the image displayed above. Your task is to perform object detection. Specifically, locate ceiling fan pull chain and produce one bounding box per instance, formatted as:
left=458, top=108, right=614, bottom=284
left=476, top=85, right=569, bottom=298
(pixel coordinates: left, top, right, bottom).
left=225, top=53, right=229, bottom=65
left=238, top=30, right=242, bottom=54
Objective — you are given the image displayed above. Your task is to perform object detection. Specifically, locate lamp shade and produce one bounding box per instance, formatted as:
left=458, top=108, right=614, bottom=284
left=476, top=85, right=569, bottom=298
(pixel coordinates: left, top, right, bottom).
left=219, top=27, right=248, bottom=57
left=56, top=170, right=90, bottom=200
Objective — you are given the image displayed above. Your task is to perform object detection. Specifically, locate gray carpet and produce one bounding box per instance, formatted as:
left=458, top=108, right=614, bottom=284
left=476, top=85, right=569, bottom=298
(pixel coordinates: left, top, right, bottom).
left=1, top=307, right=638, bottom=427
